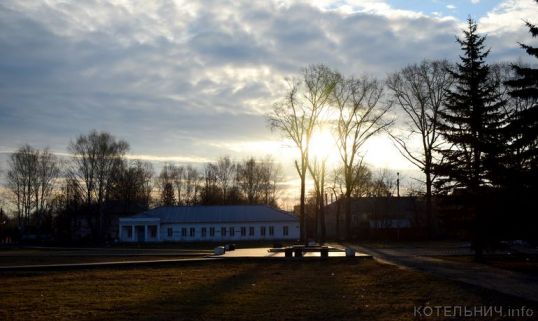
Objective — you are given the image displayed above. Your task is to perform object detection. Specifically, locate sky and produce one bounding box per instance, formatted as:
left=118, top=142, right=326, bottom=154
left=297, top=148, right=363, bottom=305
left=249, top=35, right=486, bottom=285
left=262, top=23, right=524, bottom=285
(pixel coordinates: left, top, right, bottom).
left=0, top=0, right=537, bottom=207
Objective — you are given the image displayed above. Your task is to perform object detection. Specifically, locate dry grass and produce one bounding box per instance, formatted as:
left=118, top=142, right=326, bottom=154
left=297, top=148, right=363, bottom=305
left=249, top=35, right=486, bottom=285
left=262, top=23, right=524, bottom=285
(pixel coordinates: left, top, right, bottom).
left=1, top=259, right=536, bottom=321
left=0, top=255, right=201, bottom=266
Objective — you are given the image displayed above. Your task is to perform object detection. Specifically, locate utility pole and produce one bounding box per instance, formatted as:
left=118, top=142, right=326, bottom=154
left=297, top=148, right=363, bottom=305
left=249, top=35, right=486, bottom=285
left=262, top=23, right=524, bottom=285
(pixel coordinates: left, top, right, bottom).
left=397, top=172, right=400, bottom=198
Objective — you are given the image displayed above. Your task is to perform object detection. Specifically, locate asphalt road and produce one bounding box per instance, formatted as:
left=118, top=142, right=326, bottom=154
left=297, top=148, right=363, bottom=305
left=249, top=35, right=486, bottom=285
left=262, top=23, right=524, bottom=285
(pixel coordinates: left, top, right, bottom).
left=352, top=243, right=538, bottom=303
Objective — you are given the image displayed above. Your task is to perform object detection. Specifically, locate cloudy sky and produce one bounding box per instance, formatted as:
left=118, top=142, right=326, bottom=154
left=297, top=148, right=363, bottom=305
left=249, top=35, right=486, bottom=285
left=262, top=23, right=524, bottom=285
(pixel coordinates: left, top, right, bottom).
left=0, top=0, right=536, bottom=204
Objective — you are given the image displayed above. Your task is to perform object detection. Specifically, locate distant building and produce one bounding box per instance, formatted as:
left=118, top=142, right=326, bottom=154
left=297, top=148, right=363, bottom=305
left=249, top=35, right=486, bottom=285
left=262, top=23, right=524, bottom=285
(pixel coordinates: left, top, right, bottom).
left=324, top=197, right=420, bottom=239
left=118, top=205, right=300, bottom=242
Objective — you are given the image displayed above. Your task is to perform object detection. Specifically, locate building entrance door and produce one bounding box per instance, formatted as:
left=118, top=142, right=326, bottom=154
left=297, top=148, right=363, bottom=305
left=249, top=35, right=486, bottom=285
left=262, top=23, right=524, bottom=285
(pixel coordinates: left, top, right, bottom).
left=135, top=225, right=145, bottom=242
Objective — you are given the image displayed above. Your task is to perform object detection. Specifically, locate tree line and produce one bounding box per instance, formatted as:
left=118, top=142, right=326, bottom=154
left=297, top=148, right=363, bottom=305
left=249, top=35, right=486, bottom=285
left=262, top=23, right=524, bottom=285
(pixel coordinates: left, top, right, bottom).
left=156, top=156, right=280, bottom=207
left=269, top=13, right=538, bottom=249
left=2, top=131, right=281, bottom=242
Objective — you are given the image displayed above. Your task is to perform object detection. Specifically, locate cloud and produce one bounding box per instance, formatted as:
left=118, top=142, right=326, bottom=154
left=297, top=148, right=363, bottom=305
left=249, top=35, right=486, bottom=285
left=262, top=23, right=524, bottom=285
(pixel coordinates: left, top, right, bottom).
left=0, top=0, right=533, bottom=201
left=478, top=0, right=537, bottom=34
left=446, top=4, right=456, bottom=10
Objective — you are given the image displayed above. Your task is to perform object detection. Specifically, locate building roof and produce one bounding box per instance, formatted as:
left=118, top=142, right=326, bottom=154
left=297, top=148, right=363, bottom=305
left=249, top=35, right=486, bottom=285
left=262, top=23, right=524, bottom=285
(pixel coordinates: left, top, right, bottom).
left=325, top=196, right=418, bottom=220
left=120, top=205, right=298, bottom=224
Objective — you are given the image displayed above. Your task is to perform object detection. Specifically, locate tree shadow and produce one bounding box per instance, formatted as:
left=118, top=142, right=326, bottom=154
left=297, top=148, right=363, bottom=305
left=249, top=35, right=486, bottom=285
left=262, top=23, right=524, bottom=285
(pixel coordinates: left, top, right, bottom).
left=83, top=261, right=359, bottom=321
left=85, top=263, right=262, bottom=321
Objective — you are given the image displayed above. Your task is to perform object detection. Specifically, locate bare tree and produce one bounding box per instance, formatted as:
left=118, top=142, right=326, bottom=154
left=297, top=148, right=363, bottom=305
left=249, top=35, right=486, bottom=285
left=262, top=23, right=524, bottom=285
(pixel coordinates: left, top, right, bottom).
left=7, top=145, right=38, bottom=227
left=137, top=161, right=154, bottom=208
left=333, top=74, right=392, bottom=239
left=184, top=165, right=200, bottom=205
left=405, top=179, right=426, bottom=197
left=161, top=182, right=176, bottom=206
left=36, top=149, right=60, bottom=213
left=370, top=168, right=397, bottom=197
left=350, top=160, right=373, bottom=198
left=307, top=156, right=327, bottom=242
left=235, top=156, right=281, bottom=206
left=259, top=156, right=282, bottom=206
left=171, top=165, right=185, bottom=205
left=160, top=165, right=188, bottom=206
left=268, top=64, right=338, bottom=241
left=236, top=158, right=260, bottom=204
left=327, top=167, right=344, bottom=238
left=216, top=156, right=235, bottom=203
left=68, top=130, right=129, bottom=240
left=200, top=163, right=221, bottom=204
left=6, top=145, right=59, bottom=229
left=34, top=148, right=61, bottom=228
left=386, top=60, right=453, bottom=236
left=108, top=160, right=153, bottom=213
left=157, top=163, right=180, bottom=206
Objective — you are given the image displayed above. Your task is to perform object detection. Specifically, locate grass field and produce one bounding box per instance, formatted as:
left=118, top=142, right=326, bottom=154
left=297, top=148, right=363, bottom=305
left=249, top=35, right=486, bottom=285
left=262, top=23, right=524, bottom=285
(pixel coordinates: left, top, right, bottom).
left=0, top=255, right=203, bottom=266
left=1, top=259, right=536, bottom=321
left=0, top=246, right=211, bottom=266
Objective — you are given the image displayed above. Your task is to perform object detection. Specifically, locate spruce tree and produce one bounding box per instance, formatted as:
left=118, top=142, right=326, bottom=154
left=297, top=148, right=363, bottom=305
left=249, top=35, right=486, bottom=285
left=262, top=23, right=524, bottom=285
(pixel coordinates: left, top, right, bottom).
left=436, top=18, right=506, bottom=193
left=435, top=18, right=506, bottom=258
left=504, top=0, right=538, bottom=189
left=501, top=1, right=538, bottom=242
left=161, top=182, right=176, bottom=206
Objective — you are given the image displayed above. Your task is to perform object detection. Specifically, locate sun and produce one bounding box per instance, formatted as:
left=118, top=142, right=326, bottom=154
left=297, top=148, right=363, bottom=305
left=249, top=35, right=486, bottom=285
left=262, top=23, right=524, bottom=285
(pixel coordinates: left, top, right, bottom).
left=309, top=128, right=340, bottom=166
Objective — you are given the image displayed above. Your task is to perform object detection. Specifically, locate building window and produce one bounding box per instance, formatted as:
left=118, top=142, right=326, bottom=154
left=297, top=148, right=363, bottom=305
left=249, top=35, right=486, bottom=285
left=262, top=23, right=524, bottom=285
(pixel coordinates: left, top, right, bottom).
left=181, top=228, right=187, bottom=237
left=249, top=227, right=254, bottom=236
left=210, top=227, right=215, bottom=237
left=189, top=227, right=195, bottom=237
left=260, top=226, right=266, bottom=236
left=283, top=226, right=288, bottom=236
left=167, top=228, right=173, bottom=237
left=149, top=225, right=157, bottom=238
left=269, top=226, right=274, bottom=236
left=240, top=227, right=246, bottom=236
left=229, top=227, right=235, bottom=236
left=221, top=227, right=227, bottom=237
left=201, top=227, right=207, bottom=237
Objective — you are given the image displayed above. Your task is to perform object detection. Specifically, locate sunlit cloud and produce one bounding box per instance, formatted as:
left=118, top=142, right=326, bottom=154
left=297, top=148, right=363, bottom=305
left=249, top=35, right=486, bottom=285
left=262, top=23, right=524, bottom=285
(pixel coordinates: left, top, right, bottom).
left=478, top=0, right=537, bottom=34
left=125, top=154, right=211, bottom=163
left=0, top=0, right=533, bottom=203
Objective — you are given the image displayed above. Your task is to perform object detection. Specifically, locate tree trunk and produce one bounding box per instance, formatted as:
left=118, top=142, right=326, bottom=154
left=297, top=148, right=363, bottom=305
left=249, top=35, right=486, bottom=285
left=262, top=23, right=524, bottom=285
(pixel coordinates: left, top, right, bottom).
left=299, top=162, right=307, bottom=242
left=335, top=196, right=340, bottom=240
left=345, top=193, right=351, bottom=240
left=320, top=194, right=326, bottom=244
left=425, top=169, right=433, bottom=239
left=319, top=176, right=326, bottom=243
left=314, top=194, right=319, bottom=242
left=473, top=192, right=486, bottom=261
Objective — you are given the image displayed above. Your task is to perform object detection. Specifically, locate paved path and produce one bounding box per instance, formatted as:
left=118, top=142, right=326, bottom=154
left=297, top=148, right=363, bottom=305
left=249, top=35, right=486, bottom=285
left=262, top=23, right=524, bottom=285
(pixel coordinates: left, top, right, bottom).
left=215, top=247, right=366, bottom=258
left=352, top=244, right=538, bottom=302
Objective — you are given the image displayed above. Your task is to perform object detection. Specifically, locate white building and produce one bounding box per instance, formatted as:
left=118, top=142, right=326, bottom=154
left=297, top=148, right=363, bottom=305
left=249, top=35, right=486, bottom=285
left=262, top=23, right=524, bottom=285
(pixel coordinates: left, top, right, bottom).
left=118, top=205, right=300, bottom=242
